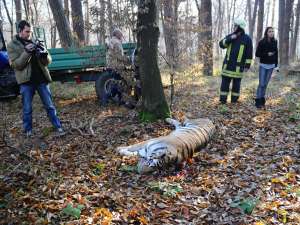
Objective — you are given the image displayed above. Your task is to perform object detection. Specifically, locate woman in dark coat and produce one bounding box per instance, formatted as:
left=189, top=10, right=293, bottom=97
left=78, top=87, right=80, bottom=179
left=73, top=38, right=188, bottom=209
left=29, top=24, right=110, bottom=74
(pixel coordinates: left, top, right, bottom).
left=255, top=27, right=278, bottom=109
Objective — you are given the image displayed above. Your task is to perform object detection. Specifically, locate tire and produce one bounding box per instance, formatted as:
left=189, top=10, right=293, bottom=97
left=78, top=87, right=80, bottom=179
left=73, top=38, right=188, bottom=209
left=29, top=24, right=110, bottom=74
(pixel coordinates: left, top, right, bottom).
left=95, top=71, right=126, bottom=105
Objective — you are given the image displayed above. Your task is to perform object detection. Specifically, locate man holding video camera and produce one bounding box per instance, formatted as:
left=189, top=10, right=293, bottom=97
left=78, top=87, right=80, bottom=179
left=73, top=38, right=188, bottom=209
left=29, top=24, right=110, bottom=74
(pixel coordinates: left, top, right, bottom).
left=7, top=20, right=63, bottom=137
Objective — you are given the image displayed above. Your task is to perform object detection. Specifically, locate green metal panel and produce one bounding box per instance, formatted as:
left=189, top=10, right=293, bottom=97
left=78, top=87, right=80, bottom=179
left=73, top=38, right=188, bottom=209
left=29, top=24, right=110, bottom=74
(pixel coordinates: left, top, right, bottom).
left=48, top=43, right=136, bottom=72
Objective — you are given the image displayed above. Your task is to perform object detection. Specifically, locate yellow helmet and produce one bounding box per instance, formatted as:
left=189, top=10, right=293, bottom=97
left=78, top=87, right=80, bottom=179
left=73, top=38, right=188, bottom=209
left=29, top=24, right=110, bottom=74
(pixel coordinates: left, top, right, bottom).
left=234, top=18, right=246, bottom=30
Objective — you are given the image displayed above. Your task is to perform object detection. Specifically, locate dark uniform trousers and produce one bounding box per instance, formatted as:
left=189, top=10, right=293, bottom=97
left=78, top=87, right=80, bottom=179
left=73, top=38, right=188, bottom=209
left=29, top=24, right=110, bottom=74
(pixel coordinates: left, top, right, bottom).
left=220, top=76, right=241, bottom=103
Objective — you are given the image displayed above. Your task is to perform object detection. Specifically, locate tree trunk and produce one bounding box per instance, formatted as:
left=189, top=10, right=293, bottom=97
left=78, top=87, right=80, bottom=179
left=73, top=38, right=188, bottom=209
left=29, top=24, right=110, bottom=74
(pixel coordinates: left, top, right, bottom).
left=48, top=0, right=74, bottom=48
left=281, top=0, right=294, bottom=65
left=162, top=0, right=178, bottom=70
left=249, top=0, right=259, bottom=39
left=64, top=0, right=70, bottom=23
left=32, top=0, right=39, bottom=25
left=278, top=0, right=285, bottom=63
left=265, top=0, right=271, bottom=26
left=99, top=0, right=106, bottom=44
left=84, top=0, right=90, bottom=44
left=2, top=0, right=13, bottom=39
left=46, top=0, right=56, bottom=48
left=107, top=0, right=113, bottom=35
left=23, top=0, right=29, bottom=20
left=137, top=0, right=170, bottom=121
left=14, top=0, right=22, bottom=22
left=70, top=0, right=85, bottom=44
left=256, top=0, right=265, bottom=47
left=247, top=0, right=252, bottom=27
left=199, top=0, right=213, bottom=76
left=291, top=0, right=300, bottom=60
left=271, top=0, right=276, bottom=26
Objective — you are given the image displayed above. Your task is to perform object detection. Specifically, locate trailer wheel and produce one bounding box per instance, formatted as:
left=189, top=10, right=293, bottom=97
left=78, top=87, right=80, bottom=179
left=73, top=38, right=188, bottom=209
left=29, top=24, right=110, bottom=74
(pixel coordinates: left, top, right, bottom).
left=95, top=71, right=126, bottom=105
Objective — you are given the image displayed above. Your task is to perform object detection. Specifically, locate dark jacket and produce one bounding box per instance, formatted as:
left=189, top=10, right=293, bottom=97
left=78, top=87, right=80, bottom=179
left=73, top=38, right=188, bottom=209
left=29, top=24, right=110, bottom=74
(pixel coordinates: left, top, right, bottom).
left=219, top=31, right=253, bottom=78
left=7, top=35, right=52, bottom=85
left=255, top=39, right=278, bottom=67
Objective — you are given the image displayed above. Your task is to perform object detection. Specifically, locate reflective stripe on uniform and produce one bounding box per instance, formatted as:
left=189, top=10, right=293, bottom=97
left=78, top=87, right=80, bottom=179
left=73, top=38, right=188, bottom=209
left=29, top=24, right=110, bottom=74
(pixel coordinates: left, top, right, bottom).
left=221, top=69, right=242, bottom=78
left=237, top=44, right=245, bottom=63
left=226, top=44, right=232, bottom=61
left=220, top=91, right=229, bottom=96
left=246, top=59, right=252, bottom=64
left=231, top=92, right=240, bottom=97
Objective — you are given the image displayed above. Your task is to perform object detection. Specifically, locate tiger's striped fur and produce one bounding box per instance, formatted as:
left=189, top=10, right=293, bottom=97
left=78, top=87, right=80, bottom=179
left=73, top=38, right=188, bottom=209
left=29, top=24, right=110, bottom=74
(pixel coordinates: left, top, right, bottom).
left=117, top=118, right=215, bottom=174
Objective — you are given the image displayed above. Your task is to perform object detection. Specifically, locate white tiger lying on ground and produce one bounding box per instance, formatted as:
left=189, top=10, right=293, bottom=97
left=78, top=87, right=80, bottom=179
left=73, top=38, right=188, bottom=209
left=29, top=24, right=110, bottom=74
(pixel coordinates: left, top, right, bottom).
left=117, top=117, right=215, bottom=174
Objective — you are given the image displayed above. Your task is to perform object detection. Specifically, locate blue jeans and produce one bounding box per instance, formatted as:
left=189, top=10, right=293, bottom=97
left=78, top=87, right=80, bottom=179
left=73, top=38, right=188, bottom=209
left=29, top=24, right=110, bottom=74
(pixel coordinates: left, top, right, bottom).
left=256, top=66, right=273, bottom=99
left=20, top=83, right=61, bottom=132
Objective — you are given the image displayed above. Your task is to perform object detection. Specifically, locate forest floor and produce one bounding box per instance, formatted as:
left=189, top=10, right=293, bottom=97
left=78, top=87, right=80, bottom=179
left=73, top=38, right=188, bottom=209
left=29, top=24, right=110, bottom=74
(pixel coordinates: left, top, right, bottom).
left=0, top=67, right=299, bottom=225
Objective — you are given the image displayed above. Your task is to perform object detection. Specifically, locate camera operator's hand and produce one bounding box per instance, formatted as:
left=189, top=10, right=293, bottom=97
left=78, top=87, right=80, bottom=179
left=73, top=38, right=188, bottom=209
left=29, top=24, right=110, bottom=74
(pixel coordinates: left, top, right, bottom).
left=231, top=34, right=238, bottom=40
left=25, top=43, right=35, bottom=53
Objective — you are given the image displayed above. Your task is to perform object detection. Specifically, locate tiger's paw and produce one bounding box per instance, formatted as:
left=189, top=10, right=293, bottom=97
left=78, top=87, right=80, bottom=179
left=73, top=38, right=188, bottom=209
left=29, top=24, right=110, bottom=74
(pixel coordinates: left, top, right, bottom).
left=117, top=146, right=137, bottom=156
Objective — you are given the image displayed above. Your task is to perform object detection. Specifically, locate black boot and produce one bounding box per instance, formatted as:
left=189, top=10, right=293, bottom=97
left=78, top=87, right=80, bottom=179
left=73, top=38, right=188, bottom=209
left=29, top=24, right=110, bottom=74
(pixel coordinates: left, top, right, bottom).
left=220, top=95, right=227, bottom=104
left=255, top=98, right=262, bottom=108
left=261, top=97, right=266, bottom=107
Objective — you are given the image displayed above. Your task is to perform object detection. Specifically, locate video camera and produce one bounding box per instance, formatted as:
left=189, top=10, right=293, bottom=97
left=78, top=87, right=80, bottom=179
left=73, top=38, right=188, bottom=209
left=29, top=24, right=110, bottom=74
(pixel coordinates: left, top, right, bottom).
left=33, top=39, right=48, bottom=58
left=26, top=39, right=48, bottom=58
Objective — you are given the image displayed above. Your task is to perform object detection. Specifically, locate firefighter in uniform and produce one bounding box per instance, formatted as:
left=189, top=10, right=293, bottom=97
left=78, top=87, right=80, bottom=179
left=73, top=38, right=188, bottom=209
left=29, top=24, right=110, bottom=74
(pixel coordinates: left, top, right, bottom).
left=219, top=18, right=253, bottom=104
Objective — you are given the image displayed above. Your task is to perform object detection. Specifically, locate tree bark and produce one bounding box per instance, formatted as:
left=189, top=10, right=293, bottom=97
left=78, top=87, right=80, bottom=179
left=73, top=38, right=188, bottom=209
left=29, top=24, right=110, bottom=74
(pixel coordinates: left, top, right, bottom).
left=249, top=0, right=259, bottom=39
left=199, top=0, right=213, bottom=75
left=281, top=0, right=294, bottom=65
left=84, top=0, right=90, bottom=44
left=278, top=0, right=285, bottom=64
left=137, top=0, right=170, bottom=120
left=48, top=0, right=74, bottom=48
left=70, top=0, right=85, bottom=44
left=2, top=0, right=13, bottom=39
left=256, top=0, right=265, bottom=46
left=291, top=0, right=300, bottom=60
left=107, top=0, right=113, bottom=35
left=99, top=0, right=106, bottom=44
left=46, top=0, right=56, bottom=48
left=14, top=0, right=22, bottom=22
left=64, top=0, right=70, bottom=23
left=23, top=0, right=29, bottom=20
left=162, top=0, right=178, bottom=70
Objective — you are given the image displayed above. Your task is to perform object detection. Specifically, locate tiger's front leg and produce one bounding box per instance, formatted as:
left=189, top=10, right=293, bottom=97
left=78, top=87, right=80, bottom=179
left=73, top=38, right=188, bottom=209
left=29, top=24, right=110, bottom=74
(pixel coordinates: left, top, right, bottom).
left=165, top=118, right=182, bottom=129
left=117, top=140, right=150, bottom=156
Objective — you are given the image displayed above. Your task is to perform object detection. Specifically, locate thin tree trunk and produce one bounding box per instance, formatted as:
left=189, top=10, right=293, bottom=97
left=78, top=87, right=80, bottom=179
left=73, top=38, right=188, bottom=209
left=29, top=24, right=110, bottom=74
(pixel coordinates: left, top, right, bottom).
left=199, top=0, right=213, bottom=76
left=32, top=0, right=39, bottom=25
left=22, top=0, right=29, bottom=20
left=247, top=0, right=252, bottom=28
left=137, top=0, right=170, bottom=120
left=46, top=0, right=56, bottom=48
left=70, top=0, right=85, bottom=44
left=291, top=0, right=300, bottom=60
left=256, top=0, right=265, bottom=47
left=2, top=0, right=13, bottom=39
left=14, top=0, right=22, bottom=22
left=84, top=0, right=90, bottom=44
left=99, top=0, right=105, bottom=44
left=266, top=0, right=271, bottom=26
left=64, top=0, right=70, bottom=23
left=48, top=0, right=74, bottom=48
left=249, top=0, right=259, bottom=39
left=271, top=0, right=276, bottom=26
left=107, top=0, right=113, bottom=35
left=282, top=0, right=294, bottom=65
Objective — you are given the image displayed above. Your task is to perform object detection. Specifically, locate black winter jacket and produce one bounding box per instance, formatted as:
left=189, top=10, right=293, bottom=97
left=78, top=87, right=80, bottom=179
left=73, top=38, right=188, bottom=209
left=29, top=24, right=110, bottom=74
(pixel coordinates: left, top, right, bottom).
left=255, top=39, right=278, bottom=67
left=219, top=31, right=253, bottom=78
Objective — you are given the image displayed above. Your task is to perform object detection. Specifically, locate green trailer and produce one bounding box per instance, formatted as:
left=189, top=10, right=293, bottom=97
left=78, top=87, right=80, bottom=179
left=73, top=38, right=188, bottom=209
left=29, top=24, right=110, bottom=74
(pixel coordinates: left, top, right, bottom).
left=48, top=43, right=136, bottom=104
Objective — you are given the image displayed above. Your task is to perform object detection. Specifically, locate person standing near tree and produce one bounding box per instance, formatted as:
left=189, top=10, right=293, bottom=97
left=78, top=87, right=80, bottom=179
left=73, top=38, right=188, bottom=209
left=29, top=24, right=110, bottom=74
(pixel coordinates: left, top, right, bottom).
left=219, top=18, right=253, bottom=104
left=7, top=20, right=64, bottom=137
left=254, top=27, right=278, bottom=109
